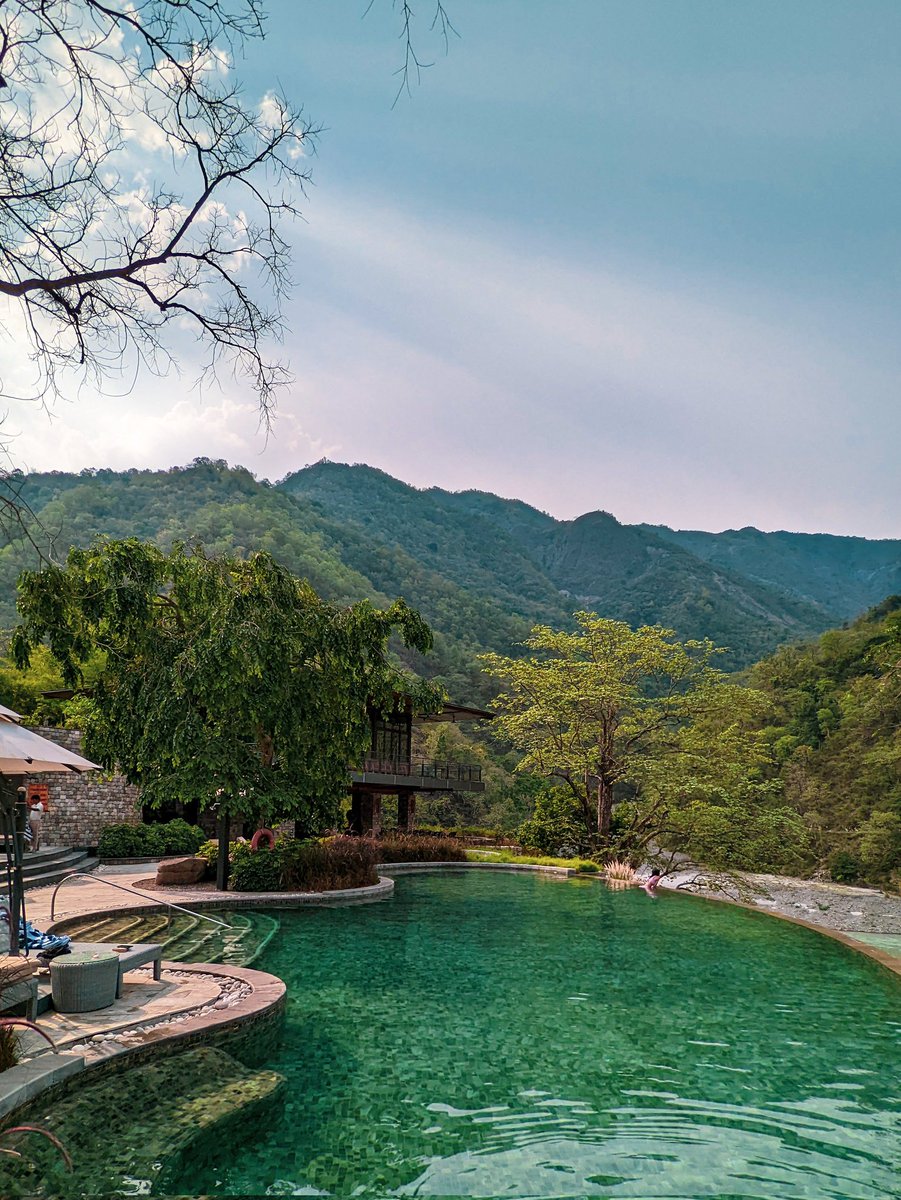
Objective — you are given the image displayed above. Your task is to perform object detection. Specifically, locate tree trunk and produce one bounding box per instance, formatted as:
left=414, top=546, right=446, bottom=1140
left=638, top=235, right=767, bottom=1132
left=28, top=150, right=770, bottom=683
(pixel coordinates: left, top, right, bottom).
left=597, top=776, right=614, bottom=838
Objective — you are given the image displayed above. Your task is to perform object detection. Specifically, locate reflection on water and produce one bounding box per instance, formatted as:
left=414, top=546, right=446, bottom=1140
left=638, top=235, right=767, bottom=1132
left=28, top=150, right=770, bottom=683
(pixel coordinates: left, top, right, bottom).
left=177, top=873, right=901, bottom=1199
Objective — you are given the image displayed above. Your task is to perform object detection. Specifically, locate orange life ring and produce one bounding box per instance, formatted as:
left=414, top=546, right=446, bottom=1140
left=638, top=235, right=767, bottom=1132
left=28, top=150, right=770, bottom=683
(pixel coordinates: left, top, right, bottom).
left=250, top=828, right=276, bottom=851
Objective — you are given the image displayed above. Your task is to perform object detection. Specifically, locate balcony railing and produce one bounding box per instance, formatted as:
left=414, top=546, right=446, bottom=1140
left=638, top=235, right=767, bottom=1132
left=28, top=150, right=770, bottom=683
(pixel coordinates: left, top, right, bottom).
left=358, top=757, right=482, bottom=784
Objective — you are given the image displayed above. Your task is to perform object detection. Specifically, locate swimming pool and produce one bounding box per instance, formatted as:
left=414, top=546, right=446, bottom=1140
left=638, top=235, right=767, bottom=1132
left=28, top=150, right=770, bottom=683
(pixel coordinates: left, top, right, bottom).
left=171, top=872, right=901, bottom=1197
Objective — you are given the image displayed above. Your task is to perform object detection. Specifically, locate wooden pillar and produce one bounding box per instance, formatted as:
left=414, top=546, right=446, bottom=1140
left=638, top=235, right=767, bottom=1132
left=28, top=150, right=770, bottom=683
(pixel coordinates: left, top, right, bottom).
left=215, top=811, right=231, bottom=892
left=349, top=788, right=363, bottom=836
left=356, top=792, right=382, bottom=837
left=397, top=791, right=416, bottom=833
left=371, top=794, right=382, bottom=839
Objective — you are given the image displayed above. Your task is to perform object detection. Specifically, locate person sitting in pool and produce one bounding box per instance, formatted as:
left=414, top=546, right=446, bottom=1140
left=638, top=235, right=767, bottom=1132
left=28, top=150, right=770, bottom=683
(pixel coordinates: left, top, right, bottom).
left=642, top=868, right=663, bottom=896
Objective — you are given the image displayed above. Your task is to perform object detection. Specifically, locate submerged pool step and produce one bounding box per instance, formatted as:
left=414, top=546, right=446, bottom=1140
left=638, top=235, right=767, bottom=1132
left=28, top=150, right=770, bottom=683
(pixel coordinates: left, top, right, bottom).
left=56, top=908, right=280, bottom=968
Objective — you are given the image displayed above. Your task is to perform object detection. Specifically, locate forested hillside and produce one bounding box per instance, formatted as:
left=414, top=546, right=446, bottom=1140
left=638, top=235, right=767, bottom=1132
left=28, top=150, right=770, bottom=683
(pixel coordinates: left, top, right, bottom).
left=2, top=459, right=900, bottom=881
left=282, top=462, right=900, bottom=665
left=3, top=460, right=901, bottom=700
left=751, top=597, right=901, bottom=884
left=645, top=524, right=901, bottom=619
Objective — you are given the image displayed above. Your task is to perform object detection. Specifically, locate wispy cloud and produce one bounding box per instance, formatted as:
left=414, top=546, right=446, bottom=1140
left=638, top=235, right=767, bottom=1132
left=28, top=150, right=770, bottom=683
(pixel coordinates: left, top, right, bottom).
left=3, top=186, right=899, bottom=537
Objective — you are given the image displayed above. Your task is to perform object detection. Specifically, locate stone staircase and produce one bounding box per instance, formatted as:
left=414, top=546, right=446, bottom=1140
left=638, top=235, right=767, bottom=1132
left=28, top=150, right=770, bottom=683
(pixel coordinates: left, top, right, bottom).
left=0, top=843, right=96, bottom=892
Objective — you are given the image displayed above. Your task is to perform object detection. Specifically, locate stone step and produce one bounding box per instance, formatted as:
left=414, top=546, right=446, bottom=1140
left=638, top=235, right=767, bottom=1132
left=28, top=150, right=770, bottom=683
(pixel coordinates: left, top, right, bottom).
left=22, top=848, right=94, bottom=877
left=0, top=843, right=93, bottom=873
left=18, top=853, right=95, bottom=892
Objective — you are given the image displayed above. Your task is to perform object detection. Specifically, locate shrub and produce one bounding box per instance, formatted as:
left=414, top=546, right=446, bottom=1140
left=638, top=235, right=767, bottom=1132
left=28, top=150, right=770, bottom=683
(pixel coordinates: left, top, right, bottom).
left=374, top=834, right=467, bottom=863
left=278, top=836, right=379, bottom=892
left=158, top=818, right=206, bottom=855
left=828, top=848, right=862, bottom=884
left=98, top=819, right=205, bottom=858
left=97, top=823, right=145, bottom=857
left=518, top=788, right=587, bottom=857
left=230, top=843, right=281, bottom=892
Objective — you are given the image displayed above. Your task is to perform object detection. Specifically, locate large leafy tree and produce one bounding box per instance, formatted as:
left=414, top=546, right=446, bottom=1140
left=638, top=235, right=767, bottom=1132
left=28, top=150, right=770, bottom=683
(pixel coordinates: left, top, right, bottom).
left=12, top=539, right=441, bottom=830
left=481, top=613, right=779, bottom=854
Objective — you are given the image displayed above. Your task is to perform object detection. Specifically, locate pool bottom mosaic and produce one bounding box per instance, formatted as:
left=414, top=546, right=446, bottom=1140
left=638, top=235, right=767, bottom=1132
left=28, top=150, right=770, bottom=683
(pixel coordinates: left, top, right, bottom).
left=174, top=872, right=901, bottom=1198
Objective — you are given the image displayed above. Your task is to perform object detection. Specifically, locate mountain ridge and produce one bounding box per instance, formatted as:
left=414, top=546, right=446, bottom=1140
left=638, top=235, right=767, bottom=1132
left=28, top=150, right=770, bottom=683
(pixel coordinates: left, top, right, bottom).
left=2, top=460, right=899, bottom=697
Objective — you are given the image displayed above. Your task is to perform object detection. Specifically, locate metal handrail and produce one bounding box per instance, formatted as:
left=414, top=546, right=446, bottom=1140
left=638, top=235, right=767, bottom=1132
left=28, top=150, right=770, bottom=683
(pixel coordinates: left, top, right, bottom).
left=49, top=871, right=231, bottom=928
left=359, top=757, right=483, bottom=782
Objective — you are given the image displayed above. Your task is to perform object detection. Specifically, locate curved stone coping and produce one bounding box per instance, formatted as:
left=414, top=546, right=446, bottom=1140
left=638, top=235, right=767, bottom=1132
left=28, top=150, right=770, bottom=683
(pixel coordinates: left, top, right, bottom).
left=380, top=860, right=584, bottom=876
left=0, top=1053, right=84, bottom=1121
left=46, top=874, right=394, bottom=935
left=0, top=961, right=286, bottom=1125
left=90, top=960, right=287, bottom=1062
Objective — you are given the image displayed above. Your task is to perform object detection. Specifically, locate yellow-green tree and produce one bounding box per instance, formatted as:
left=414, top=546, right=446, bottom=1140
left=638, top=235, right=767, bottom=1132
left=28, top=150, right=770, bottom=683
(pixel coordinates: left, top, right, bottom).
left=481, top=613, right=774, bottom=849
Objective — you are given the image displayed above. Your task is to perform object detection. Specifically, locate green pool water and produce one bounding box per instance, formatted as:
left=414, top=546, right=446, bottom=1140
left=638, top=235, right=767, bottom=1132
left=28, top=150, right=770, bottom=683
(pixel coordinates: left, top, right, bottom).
left=175, top=872, right=901, bottom=1199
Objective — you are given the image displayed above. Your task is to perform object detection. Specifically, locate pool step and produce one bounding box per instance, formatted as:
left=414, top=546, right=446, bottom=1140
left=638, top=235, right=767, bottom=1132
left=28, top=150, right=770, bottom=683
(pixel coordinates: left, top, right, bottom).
left=56, top=909, right=280, bottom=968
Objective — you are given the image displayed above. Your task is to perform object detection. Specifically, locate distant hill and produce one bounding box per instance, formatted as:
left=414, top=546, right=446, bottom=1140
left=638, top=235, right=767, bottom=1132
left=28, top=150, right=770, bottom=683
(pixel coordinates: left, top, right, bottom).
left=2, top=460, right=900, bottom=700
left=642, top=524, right=901, bottom=619
left=282, top=461, right=873, bottom=666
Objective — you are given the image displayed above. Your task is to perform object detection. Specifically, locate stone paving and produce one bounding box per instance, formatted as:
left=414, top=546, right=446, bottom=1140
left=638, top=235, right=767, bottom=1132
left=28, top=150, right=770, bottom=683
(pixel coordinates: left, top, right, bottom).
left=16, top=968, right=221, bottom=1059
left=10, top=865, right=288, bottom=1074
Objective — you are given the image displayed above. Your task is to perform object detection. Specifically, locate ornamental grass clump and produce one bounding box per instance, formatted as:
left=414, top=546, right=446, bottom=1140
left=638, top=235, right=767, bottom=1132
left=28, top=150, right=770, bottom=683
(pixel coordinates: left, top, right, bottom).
left=279, top=836, right=379, bottom=892
left=374, top=834, right=467, bottom=863
left=604, top=858, right=637, bottom=888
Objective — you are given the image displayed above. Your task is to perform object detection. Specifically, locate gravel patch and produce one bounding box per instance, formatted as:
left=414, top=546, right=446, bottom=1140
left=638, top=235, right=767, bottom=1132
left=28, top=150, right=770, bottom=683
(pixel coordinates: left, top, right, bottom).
left=663, top=869, right=901, bottom=934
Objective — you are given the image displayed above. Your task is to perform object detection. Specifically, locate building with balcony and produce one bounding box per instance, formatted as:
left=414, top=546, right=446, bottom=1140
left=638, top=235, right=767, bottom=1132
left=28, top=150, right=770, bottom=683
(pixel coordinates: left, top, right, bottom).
left=349, top=700, right=494, bottom=836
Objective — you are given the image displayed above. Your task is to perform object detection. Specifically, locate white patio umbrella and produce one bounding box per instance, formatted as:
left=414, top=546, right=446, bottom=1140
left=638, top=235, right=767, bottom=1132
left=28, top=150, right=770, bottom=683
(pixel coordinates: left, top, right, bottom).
left=0, top=722, right=99, bottom=953
left=0, top=721, right=99, bottom=774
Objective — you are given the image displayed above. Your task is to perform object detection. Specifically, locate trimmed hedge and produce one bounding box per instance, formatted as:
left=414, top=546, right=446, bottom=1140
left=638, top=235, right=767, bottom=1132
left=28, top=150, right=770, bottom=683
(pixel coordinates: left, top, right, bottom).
left=98, top=819, right=206, bottom=859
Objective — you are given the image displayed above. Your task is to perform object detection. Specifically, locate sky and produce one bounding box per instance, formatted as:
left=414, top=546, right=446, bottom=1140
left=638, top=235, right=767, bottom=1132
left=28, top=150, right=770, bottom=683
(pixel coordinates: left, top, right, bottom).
left=3, top=0, right=901, bottom=537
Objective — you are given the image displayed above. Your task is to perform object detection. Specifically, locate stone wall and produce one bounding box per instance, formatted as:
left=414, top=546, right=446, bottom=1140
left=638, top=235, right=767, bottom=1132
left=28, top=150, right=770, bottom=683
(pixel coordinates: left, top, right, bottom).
left=27, top=727, right=142, bottom=848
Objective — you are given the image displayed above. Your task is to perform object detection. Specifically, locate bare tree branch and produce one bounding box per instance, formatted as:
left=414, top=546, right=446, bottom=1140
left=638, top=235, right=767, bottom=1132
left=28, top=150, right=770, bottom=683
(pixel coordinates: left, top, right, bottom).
left=0, top=0, right=315, bottom=420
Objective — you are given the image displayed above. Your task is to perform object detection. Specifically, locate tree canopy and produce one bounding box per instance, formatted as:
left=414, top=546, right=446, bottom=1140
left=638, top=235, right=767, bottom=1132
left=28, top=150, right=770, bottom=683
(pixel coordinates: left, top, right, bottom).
left=481, top=612, right=800, bottom=866
left=12, top=538, right=442, bottom=829
left=751, top=597, right=901, bottom=883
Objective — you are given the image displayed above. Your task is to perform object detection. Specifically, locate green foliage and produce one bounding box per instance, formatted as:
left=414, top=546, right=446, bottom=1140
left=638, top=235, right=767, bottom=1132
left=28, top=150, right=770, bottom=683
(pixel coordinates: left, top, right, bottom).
left=97, top=820, right=205, bottom=858
left=2, top=459, right=891, bottom=716
left=827, top=849, right=863, bottom=884
left=414, top=824, right=504, bottom=840
left=517, top=788, right=587, bottom=856
left=664, top=799, right=808, bottom=873
left=466, top=849, right=600, bottom=872
left=857, top=811, right=901, bottom=877
left=484, top=614, right=772, bottom=852
left=229, top=842, right=282, bottom=892
left=13, top=538, right=441, bottom=831
left=197, top=838, right=227, bottom=866
left=752, top=601, right=901, bottom=883
left=373, top=835, right=467, bottom=863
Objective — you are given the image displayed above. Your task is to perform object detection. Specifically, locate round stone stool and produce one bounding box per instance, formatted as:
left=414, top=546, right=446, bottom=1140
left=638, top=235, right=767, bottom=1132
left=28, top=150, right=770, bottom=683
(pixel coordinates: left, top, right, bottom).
left=50, top=951, right=119, bottom=1013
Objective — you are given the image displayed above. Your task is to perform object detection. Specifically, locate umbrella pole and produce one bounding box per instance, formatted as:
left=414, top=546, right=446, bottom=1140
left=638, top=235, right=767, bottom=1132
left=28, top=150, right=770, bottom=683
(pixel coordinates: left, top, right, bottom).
left=0, top=776, right=25, bottom=955
left=216, top=811, right=231, bottom=892
left=0, top=790, right=15, bottom=955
